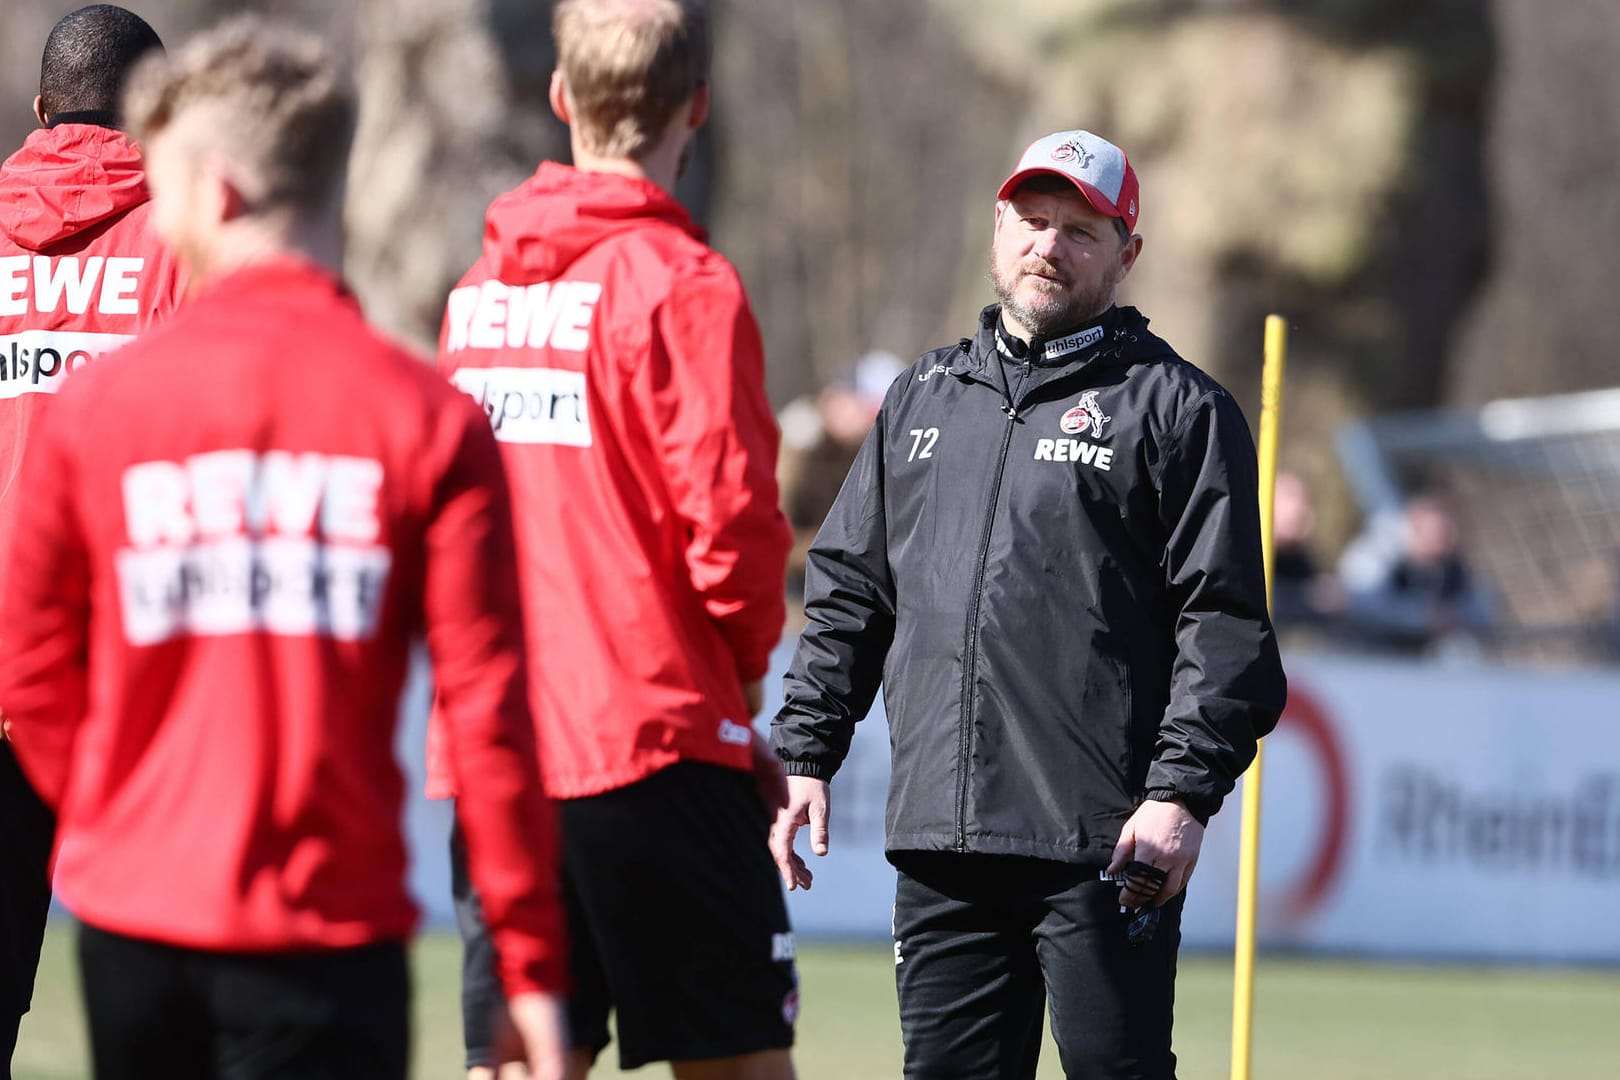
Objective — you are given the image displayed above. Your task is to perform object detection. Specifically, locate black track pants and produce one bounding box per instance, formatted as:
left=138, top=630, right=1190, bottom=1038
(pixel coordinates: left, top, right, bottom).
left=892, top=853, right=1182, bottom=1080
left=1, top=741, right=53, bottom=1079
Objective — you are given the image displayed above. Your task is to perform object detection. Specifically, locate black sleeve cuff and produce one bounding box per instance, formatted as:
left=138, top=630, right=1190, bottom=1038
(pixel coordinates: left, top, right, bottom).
left=782, top=759, right=838, bottom=781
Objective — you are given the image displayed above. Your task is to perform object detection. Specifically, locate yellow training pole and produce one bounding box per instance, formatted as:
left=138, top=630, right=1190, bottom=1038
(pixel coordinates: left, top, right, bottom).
left=1231, top=314, right=1286, bottom=1080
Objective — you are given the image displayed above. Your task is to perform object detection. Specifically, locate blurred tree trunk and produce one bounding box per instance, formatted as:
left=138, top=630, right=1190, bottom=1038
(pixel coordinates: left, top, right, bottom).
left=709, top=0, right=1022, bottom=405
left=1452, top=0, right=1620, bottom=403
left=345, top=0, right=569, bottom=348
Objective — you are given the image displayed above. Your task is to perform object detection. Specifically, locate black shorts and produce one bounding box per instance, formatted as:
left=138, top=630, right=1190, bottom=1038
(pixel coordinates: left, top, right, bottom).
left=1, top=741, right=54, bottom=1025
left=77, top=923, right=409, bottom=1080
left=891, top=852, right=1183, bottom=1080
left=453, top=761, right=797, bottom=1071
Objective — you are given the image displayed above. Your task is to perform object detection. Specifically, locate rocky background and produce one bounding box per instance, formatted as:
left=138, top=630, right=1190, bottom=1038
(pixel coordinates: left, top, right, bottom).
left=3, top=0, right=1617, bottom=549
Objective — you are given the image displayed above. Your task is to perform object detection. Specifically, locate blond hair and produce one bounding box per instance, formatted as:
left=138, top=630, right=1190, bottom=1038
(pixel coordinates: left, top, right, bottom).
left=125, top=17, right=354, bottom=215
left=553, top=0, right=709, bottom=160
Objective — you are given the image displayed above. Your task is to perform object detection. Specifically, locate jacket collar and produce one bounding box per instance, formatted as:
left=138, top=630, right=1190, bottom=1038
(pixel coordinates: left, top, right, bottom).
left=949, top=304, right=1150, bottom=381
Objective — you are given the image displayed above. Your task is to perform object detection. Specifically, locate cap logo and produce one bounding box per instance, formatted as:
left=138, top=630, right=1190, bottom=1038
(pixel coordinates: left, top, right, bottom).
left=1051, top=139, right=1094, bottom=170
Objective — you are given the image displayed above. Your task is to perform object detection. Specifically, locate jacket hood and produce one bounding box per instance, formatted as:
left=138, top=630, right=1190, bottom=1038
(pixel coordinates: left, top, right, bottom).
left=0, top=124, right=150, bottom=251
left=483, top=161, right=703, bottom=282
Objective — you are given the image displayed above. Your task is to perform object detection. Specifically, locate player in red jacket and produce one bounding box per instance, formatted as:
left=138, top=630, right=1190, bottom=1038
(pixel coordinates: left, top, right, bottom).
left=0, top=7, right=181, bottom=1072
left=433, top=2, right=796, bottom=1077
left=0, top=19, right=567, bottom=1080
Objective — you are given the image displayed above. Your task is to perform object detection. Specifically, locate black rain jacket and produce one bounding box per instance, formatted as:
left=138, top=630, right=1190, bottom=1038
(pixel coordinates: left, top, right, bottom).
left=772, top=304, right=1287, bottom=864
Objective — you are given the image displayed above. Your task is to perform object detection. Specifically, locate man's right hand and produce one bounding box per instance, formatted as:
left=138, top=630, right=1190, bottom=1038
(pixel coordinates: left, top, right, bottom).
left=769, top=774, right=830, bottom=891
left=497, top=990, right=569, bottom=1080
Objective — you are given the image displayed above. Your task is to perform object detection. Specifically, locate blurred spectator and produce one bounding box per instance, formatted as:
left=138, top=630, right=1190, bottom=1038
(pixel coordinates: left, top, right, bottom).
left=1270, top=470, right=1346, bottom=632
left=1612, top=552, right=1620, bottom=662
left=778, top=351, right=905, bottom=602
left=1338, top=492, right=1491, bottom=656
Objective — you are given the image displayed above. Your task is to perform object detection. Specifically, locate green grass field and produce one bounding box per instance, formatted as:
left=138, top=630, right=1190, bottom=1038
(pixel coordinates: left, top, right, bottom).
left=14, top=926, right=1620, bottom=1078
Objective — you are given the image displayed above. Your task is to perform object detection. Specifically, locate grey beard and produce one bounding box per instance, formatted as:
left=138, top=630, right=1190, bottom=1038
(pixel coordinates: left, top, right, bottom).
left=990, top=258, right=1114, bottom=339
left=998, top=286, right=1078, bottom=339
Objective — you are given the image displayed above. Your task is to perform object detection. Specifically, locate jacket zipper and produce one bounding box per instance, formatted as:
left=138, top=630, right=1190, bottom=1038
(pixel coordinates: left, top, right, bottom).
left=947, top=329, right=1134, bottom=852
left=955, top=370, right=1022, bottom=852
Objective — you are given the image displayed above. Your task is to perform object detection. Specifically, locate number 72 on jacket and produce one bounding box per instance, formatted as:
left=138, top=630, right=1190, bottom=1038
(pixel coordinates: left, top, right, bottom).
left=906, top=427, right=939, bottom=462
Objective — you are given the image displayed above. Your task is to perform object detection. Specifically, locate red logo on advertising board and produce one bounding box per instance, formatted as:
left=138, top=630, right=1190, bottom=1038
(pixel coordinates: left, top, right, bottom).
left=1273, top=684, right=1351, bottom=925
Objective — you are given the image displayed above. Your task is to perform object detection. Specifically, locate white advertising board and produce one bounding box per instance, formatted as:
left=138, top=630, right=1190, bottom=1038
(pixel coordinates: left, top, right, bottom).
left=1182, top=656, right=1620, bottom=962
left=398, top=650, right=1620, bottom=963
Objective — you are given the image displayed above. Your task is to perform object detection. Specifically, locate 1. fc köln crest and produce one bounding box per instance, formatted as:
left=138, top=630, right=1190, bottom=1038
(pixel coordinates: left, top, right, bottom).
left=1059, top=391, right=1111, bottom=438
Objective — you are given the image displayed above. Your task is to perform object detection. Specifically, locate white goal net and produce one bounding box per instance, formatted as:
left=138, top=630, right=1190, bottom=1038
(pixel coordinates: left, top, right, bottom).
left=1337, top=387, right=1620, bottom=666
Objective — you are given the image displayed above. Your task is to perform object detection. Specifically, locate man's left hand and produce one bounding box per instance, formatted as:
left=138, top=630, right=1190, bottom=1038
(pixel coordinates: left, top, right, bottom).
left=1107, top=799, right=1203, bottom=909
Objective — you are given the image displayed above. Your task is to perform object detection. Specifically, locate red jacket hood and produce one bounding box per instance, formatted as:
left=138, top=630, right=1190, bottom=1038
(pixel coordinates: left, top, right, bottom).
left=0, top=124, right=150, bottom=251
left=483, top=161, right=703, bottom=281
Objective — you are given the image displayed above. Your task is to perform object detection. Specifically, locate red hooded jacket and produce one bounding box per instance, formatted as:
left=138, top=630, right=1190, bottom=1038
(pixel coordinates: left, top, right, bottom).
left=0, top=258, right=565, bottom=997
left=0, top=123, right=185, bottom=558
left=430, top=163, right=790, bottom=799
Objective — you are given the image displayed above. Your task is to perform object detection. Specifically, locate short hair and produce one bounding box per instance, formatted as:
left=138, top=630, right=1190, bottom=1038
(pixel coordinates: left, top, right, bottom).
left=38, top=5, right=164, bottom=120
left=1004, top=174, right=1134, bottom=245
left=124, top=17, right=355, bottom=217
left=553, top=0, right=710, bottom=160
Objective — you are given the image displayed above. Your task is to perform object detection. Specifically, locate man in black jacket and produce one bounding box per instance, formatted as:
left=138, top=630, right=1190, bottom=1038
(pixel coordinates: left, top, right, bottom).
left=770, top=130, right=1286, bottom=1079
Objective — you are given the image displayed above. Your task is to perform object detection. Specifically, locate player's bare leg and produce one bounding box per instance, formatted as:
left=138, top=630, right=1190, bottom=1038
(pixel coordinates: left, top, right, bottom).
left=468, top=1065, right=531, bottom=1080
left=671, top=1049, right=795, bottom=1080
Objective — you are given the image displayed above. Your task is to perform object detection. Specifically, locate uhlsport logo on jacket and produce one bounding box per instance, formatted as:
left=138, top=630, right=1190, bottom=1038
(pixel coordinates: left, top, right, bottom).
left=115, top=450, right=392, bottom=645
left=1, top=253, right=153, bottom=398
left=442, top=278, right=601, bottom=447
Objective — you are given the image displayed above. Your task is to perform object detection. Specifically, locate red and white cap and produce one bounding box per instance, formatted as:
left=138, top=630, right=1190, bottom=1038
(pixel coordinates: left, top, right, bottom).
left=997, top=129, right=1140, bottom=232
